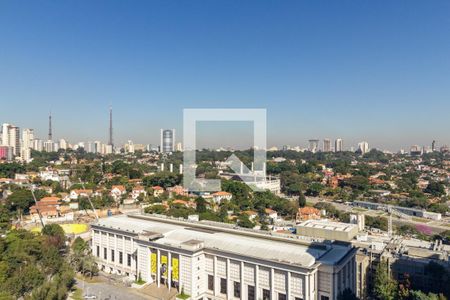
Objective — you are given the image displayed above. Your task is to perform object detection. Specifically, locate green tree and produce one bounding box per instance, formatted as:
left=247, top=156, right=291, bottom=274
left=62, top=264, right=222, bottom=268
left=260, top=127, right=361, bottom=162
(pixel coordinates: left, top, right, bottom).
left=373, top=259, right=397, bottom=300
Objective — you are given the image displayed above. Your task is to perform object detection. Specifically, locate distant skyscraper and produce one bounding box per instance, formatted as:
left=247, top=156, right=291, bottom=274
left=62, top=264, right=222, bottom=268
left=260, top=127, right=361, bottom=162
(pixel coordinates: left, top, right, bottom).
left=160, top=129, right=175, bottom=153
left=432, top=140, right=436, bottom=152
left=21, top=128, right=34, bottom=161
left=1, top=124, right=20, bottom=156
left=108, top=106, right=114, bottom=148
left=323, top=139, right=331, bottom=152
left=358, top=141, right=369, bottom=154
left=335, top=138, right=343, bottom=152
left=308, top=139, right=319, bottom=153
left=176, top=142, right=183, bottom=152
left=59, top=139, right=68, bottom=150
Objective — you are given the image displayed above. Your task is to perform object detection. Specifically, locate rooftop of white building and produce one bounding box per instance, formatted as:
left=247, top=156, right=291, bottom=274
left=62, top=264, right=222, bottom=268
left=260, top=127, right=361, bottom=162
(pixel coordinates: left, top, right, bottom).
left=92, top=213, right=355, bottom=269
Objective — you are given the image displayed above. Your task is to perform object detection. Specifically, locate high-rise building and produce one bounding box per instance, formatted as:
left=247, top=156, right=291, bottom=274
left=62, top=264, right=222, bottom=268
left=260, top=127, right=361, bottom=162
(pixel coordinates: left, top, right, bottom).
left=0, top=146, right=13, bottom=161
left=21, top=128, right=34, bottom=161
left=432, top=140, right=436, bottom=152
left=335, top=138, right=343, bottom=152
left=323, top=139, right=331, bottom=152
left=59, top=139, right=68, bottom=150
left=124, top=140, right=135, bottom=153
left=32, top=139, right=43, bottom=151
left=44, top=140, right=55, bottom=152
left=176, top=142, right=183, bottom=152
left=308, top=139, right=319, bottom=153
left=357, top=141, right=369, bottom=154
left=1, top=124, right=20, bottom=157
left=160, top=129, right=175, bottom=153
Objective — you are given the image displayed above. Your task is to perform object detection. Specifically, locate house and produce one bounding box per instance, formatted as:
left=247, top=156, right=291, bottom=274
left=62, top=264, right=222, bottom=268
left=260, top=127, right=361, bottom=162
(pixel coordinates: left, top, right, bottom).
left=111, top=185, right=127, bottom=200
left=296, top=206, right=321, bottom=221
left=131, top=186, right=146, bottom=200
left=243, top=210, right=258, bottom=221
left=152, top=186, right=164, bottom=197
left=171, top=199, right=196, bottom=209
left=30, top=196, right=61, bottom=220
left=265, top=208, right=278, bottom=220
left=167, top=185, right=188, bottom=197
left=212, top=191, right=232, bottom=204
left=70, top=189, right=93, bottom=200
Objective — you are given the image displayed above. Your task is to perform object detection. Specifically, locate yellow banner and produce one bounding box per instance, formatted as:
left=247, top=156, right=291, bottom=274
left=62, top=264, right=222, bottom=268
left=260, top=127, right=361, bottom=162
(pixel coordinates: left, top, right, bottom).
left=172, top=257, right=179, bottom=281
left=151, top=252, right=157, bottom=275
left=161, top=255, right=168, bottom=277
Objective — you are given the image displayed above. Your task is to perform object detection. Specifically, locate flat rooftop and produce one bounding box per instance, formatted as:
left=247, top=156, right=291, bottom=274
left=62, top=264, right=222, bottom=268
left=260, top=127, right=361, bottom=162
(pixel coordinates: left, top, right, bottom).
left=297, top=219, right=358, bottom=233
left=93, top=214, right=354, bottom=268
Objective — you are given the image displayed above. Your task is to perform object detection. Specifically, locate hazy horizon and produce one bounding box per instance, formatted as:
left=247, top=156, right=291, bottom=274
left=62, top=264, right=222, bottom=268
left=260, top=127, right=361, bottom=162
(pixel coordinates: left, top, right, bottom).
left=1, top=1, right=449, bottom=151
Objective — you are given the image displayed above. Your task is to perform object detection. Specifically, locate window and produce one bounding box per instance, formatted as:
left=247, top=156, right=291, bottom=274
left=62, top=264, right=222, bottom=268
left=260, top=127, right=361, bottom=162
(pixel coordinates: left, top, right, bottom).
left=103, top=248, right=107, bottom=260
left=248, top=285, right=255, bottom=300
left=96, top=246, right=99, bottom=257
left=127, top=254, right=132, bottom=267
left=208, top=275, right=214, bottom=291
left=263, top=289, right=271, bottom=300
left=233, top=282, right=241, bottom=298
left=111, top=249, right=115, bottom=262
left=321, top=296, right=330, bottom=300
left=119, top=251, right=123, bottom=264
left=278, top=293, right=286, bottom=300
left=295, top=298, right=303, bottom=300
left=220, top=278, right=227, bottom=294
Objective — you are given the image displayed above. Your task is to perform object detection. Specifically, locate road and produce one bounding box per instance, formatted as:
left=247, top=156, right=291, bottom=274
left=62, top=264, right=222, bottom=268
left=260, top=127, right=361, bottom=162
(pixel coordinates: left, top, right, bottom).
left=75, top=278, right=149, bottom=300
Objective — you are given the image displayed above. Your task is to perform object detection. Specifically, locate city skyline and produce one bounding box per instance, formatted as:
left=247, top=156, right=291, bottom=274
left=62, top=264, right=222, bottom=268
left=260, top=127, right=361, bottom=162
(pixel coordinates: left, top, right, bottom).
left=1, top=1, right=450, bottom=150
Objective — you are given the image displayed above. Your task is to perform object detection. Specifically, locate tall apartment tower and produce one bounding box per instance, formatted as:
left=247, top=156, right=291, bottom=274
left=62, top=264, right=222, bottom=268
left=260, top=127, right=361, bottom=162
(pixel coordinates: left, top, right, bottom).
left=1, top=124, right=20, bottom=156
left=21, top=128, right=34, bottom=161
left=358, top=141, right=369, bottom=154
left=160, top=129, right=175, bottom=153
left=308, top=139, right=319, bottom=153
left=335, top=138, right=343, bottom=152
left=323, top=139, right=331, bottom=152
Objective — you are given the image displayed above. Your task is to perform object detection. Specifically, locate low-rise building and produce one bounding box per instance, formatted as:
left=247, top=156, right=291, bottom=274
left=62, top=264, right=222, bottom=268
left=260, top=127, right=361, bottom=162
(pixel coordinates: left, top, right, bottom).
left=91, top=214, right=358, bottom=300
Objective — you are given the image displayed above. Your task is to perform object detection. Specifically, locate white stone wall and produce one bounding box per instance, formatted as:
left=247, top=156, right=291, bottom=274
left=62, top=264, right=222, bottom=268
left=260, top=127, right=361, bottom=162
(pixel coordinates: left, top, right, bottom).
left=180, top=255, right=192, bottom=296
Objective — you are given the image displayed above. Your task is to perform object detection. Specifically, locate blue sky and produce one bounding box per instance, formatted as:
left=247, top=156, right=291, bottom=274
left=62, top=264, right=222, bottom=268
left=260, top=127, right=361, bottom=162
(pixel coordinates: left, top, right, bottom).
left=0, top=0, right=449, bottom=151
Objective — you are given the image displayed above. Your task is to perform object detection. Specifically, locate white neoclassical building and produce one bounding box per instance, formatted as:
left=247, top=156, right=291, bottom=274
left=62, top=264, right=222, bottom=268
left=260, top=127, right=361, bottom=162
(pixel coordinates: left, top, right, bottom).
left=91, top=214, right=357, bottom=300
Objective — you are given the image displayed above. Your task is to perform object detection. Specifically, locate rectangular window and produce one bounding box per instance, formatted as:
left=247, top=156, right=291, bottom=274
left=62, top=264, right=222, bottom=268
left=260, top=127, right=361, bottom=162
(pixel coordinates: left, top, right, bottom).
left=248, top=285, right=255, bottom=300
left=119, top=251, right=123, bottom=264
left=208, top=275, right=214, bottom=291
left=127, top=254, right=131, bottom=267
left=263, top=289, right=271, bottom=300
left=321, top=296, right=330, bottom=300
left=278, top=293, right=286, bottom=300
left=103, top=248, right=107, bottom=260
left=233, top=282, right=241, bottom=298
left=111, top=249, right=115, bottom=262
left=295, top=298, right=303, bottom=300
left=220, top=278, right=227, bottom=294
left=96, top=246, right=99, bottom=257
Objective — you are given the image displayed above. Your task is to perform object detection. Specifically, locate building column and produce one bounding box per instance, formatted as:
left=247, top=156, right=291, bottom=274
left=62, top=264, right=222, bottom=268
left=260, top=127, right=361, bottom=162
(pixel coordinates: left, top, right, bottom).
left=214, top=256, right=219, bottom=297
left=168, top=252, right=172, bottom=291
left=304, top=274, right=310, bottom=300
left=270, top=268, right=275, bottom=300
left=227, top=258, right=231, bottom=300
left=287, top=271, right=291, bottom=300
left=240, top=261, right=245, bottom=300
left=157, top=249, right=161, bottom=287
left=255, top=265, right=259, bottom=300
left=178, top=254, right=183, bottom=293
